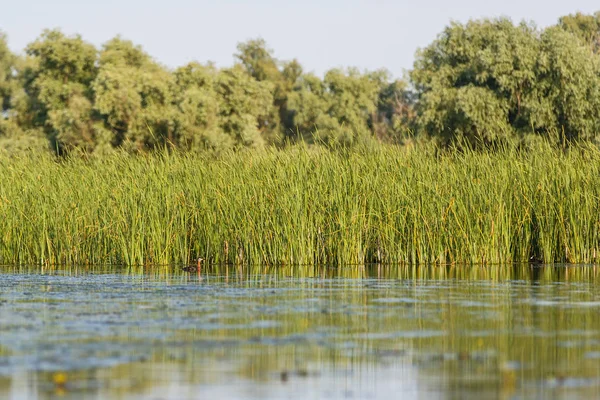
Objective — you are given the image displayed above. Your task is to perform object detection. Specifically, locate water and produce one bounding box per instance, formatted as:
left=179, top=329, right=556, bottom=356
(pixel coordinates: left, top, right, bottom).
left=0, top=265, right=599, bottom=399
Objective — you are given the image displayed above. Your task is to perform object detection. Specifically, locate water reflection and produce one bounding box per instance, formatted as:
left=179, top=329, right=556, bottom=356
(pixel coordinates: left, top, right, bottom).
left=0, top=264, right=599, bottom=399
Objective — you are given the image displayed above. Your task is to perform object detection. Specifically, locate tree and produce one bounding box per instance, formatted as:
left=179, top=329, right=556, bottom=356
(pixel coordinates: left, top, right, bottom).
left=93, top=37, right=175, bottom=152
left=412, top=18, right=543, bottom=147
left=235, top=39, right=302, bottom=143
left=533, top=26, right=600, bottom=143
left=288, top=68, right=385, bottom=146
left=279, top=59, right=303, bottom=135
left=172, top=62, right=231, bottom=151
left=236, top=39, right=280, bottom=82
left=0, top=34, right=48, bottom=155
left=171, top=62, right=275, bottom=151
left=215, top=65, right=275, bottom=148
left=559, top=12, right=600, bottom=53
left=20, top=29, right=98, bottom=153
left=411, top=17, right=600, bottom=147
left=374, top=78, right=416, bottom=143
left=0, top=31, right=15, bottom=113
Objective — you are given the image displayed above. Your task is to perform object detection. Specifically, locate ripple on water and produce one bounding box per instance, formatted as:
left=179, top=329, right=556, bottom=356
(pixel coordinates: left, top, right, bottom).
left=1, top=268, right=600, bottom=400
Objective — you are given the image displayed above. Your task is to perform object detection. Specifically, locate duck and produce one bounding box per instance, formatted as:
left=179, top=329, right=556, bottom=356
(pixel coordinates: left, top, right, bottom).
left=182, top=257, right=204, bottom=273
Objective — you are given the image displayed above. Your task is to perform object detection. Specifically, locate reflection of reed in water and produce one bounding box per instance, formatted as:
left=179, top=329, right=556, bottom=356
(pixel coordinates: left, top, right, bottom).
left=1, top=266, right=600, bottom=399
left=181, top=263, right=600, bottom=284
left=4, top=263, right=599, bottom=286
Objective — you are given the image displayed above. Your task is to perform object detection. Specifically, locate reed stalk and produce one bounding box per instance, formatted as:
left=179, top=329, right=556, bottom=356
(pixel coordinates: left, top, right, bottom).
left=1, top=143, right=598, bottom=267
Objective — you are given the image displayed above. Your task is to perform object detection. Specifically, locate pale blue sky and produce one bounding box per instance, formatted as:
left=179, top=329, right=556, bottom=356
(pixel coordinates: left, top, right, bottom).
left=1, top=1, right=598, bottom=77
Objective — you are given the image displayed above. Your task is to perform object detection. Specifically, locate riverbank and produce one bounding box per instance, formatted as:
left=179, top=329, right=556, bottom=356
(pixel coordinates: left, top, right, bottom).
left=1, top=143, right=599, bottom=266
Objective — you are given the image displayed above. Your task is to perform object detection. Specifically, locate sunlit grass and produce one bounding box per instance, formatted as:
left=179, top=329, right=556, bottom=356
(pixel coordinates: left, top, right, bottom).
left=0, top=143, right=599, bottom=267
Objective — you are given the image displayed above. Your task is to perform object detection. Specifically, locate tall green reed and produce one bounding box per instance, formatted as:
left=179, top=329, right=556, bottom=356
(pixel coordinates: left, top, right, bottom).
left=0, top=143, right=598, bottom=266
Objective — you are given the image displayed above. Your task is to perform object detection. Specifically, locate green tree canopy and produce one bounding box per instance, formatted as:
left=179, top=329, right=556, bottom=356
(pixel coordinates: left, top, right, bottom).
left=288, top=68, right=387, bottom=146
left=172, top=62, right=230, bottom=151
left=171, top=62, right=275, bottom=151
left=20, top=29, right=98, bottom=153
left=235, top=39, right=303, bottom=143
left=93, top=37, right=175, bottom=152
left=374, top=78, right=416, bottom=143
left=534, top=26, right=600, bottom=142
left=411, top=17, right=600, bottom=147
left=215, top=65, right=275, bottom=148
left=0, top=31, right=16, bottom=113
left=236, top=39, right=280, bottom=82
left=2, top=15, right=600, bottom=155
left=559, top=12, right=600, bottom=52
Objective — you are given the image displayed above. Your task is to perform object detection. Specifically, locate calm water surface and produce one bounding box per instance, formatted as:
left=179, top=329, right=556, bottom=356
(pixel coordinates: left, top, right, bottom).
left=0, top=265, right=599, bottom=399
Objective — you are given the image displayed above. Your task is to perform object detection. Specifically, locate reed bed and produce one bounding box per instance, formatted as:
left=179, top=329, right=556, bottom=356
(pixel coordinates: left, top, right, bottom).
left=0, top=143, right=599, bottom=266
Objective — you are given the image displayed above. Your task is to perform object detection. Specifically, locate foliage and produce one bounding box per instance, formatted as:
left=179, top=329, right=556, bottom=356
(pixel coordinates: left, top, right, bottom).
left=372, top=76, right=416, bottom=143
left=411, top=17, right=600, bottom=147
left=171, top=62, right=229, bottom=151
left=235, top=39, right=302, bottom=142
left=171, top=61, right=276, bottom=151
left=2, top=12, right=600, bottom=154
left=93, top=37, right=176, bottom=153
left=411, top=18, right=539, bottom=146
left=215, top=65, right=275, bottom=149
left=19, top=29, right=98, bottom=153
left=534, top=27, right=600, bottom=143
left=288, top=68, right=387, bottom=146
left=0, top=119, right=48, bottom=156
left=0, top=31, right=16, bottom=113
left=559, top=11, right=600, bottom=52
left=1, top=144, right=599, bottom=266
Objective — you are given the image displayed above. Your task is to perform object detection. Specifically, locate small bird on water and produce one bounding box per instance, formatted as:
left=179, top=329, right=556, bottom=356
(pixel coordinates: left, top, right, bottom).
left=182, top=257, right=204, bottom=273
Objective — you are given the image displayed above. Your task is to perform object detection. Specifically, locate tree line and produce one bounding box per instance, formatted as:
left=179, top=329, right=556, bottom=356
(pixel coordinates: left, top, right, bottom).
left=1, top=11, right=599, bottom=155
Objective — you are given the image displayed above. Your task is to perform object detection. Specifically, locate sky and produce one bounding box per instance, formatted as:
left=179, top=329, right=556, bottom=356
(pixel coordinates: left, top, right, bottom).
left=1, top=0, right=599, bottom=78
